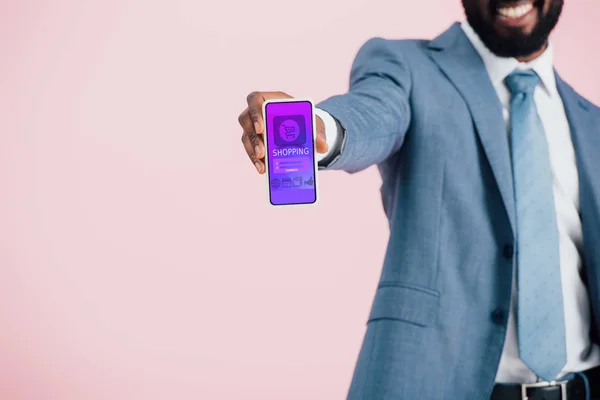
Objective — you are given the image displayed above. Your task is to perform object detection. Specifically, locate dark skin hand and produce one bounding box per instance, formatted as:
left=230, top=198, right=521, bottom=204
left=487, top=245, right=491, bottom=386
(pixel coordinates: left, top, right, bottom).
left=238, top=91, right=328, bottom=174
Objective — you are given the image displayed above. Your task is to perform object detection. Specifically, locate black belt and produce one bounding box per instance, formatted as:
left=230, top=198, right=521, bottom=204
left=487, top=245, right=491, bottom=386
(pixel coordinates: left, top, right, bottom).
left=490, top=365, right=600, bottom=400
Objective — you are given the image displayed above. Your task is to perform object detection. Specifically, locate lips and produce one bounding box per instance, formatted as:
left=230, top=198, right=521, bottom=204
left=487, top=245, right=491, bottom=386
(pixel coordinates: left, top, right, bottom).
left=491, top=0, right=542, bottom=28
left=497, top=1, right=534, bottom=18
left=494, top=0, right=542, bottom=14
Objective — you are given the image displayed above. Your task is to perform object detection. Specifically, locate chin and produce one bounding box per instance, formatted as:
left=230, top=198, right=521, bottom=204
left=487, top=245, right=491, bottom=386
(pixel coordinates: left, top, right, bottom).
left=464, top=0, right=563, bottom=58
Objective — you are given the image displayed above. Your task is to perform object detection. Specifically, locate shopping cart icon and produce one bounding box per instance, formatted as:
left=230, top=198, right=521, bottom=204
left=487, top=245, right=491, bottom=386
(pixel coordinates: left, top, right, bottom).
left=281, top=124, right=297, bottom=140
left=274, top=115, right=306, bottom=147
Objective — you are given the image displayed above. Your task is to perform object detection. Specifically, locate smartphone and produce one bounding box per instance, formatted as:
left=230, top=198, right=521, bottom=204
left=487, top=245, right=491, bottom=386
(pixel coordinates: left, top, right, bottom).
left=262, top=99, right=318, bottom=207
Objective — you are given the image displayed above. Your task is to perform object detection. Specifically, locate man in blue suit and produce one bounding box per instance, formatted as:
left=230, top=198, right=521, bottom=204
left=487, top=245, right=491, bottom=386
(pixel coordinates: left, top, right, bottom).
left=238, top=0, right=600, bottom=398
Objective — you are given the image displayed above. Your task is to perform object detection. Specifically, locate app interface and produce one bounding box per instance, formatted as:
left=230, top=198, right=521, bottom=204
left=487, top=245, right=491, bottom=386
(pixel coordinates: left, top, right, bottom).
left=265, top=101, right=316, bottom=205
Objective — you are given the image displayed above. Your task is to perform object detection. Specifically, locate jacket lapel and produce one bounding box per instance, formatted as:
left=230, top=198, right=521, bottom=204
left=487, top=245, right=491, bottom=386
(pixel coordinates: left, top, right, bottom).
left=426, top=23, right=516, bottom=235
left=556, top=74, right=600, bottom=295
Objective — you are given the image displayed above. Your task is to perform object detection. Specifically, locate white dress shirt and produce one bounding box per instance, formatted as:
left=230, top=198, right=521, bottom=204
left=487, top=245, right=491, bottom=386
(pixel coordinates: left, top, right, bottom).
left=317, top=21, right=600, bottom=383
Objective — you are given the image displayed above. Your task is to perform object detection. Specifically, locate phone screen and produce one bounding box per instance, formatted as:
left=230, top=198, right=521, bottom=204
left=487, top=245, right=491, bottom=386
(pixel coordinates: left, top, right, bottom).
left=264, top=100, right=317, bottom=206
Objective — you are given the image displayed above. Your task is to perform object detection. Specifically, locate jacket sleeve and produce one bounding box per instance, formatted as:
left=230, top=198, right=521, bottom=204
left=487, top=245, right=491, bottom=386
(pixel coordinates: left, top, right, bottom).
left=316, top=37, right=413, bottom=173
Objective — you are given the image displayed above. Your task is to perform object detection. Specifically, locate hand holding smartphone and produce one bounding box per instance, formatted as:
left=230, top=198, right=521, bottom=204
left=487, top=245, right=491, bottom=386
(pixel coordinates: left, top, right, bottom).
left=262, top=99, right=319, bottom=206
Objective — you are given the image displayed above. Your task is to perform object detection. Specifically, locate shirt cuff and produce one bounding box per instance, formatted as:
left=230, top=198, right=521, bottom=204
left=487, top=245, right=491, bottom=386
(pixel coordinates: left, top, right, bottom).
left=314, top=107, right=344, bottom=167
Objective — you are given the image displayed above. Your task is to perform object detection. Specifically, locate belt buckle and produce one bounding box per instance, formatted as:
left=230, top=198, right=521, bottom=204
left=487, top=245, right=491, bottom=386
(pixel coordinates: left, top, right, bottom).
left=521, top=380, right=568, bottom=400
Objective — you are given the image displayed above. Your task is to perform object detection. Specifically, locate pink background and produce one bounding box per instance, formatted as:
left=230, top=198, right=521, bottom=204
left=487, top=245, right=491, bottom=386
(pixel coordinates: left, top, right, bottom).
left=1, top=1, right=599, bottom=399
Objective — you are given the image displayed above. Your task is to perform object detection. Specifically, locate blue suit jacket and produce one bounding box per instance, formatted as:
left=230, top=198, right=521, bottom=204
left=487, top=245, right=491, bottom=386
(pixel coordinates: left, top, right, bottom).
left=316, top=23, right=600, bottom=400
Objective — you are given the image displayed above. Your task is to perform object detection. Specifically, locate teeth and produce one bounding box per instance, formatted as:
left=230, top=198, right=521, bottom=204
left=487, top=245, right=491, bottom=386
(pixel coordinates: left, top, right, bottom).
left=497, top=2, right=534, bottom=18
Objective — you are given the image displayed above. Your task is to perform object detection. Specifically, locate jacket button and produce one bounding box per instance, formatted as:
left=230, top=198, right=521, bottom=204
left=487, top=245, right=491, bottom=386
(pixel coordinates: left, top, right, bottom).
left=503, top=244, right=514, bottom=260
left=491, top=308, right=506, bottom=325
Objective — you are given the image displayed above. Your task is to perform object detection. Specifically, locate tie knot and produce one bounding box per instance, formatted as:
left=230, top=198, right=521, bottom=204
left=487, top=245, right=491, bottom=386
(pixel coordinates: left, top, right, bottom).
left=505, top=70, right=540, bottom=96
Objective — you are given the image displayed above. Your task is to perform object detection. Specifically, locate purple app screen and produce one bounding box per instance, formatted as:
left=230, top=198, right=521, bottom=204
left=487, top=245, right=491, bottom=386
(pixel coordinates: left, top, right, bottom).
left=265, top=101, right=316, bottom=205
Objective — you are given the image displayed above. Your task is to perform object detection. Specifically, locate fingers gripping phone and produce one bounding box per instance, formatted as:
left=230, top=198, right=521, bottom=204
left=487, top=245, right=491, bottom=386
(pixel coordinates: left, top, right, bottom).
left=262, top=99, right=319, bottom=206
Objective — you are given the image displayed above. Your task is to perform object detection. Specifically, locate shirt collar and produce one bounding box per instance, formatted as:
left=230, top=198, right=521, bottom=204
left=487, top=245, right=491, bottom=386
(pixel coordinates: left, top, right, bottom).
left=460, top=20, right=557, bottom=97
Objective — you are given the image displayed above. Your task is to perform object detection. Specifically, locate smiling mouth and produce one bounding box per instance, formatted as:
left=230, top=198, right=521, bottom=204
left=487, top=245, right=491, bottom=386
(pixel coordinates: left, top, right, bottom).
left=497, top=1, right=534, bottom=18
left=493, top=0, right=543, bottom=18
left=491, top=0, right=543, bottom=28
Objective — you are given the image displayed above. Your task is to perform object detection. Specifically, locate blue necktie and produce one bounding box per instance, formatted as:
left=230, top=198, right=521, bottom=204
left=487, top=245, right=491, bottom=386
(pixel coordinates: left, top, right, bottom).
left=505, top=70, right=567, bottom=382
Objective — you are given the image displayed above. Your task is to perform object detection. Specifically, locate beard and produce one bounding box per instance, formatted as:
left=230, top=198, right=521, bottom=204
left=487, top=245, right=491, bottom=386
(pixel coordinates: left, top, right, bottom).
left=463, top=0, right=564, bottom=58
